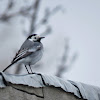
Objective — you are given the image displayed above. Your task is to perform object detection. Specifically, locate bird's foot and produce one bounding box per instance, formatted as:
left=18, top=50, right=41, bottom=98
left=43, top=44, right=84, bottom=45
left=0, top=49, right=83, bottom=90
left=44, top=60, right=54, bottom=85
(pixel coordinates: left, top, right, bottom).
left=28, top=72, right=36, bottom=74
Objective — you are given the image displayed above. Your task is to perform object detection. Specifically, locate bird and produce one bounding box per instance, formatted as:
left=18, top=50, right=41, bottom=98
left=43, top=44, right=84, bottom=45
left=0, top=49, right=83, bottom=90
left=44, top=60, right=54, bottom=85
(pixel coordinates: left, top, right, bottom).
left=2, top=34, right=45, bottom=74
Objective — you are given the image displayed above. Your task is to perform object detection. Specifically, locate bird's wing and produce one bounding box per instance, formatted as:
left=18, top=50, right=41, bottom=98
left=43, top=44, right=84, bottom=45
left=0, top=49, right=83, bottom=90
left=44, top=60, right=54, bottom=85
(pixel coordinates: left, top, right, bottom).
left=11, top=45, right=41, bottom=63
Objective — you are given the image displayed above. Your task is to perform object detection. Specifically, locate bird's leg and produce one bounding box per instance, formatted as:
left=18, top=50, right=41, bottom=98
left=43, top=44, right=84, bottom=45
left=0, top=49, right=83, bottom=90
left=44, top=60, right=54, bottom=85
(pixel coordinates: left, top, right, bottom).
left=25, top=65, right=30, bottom=74
left=29, top=64, right=35, bottom=74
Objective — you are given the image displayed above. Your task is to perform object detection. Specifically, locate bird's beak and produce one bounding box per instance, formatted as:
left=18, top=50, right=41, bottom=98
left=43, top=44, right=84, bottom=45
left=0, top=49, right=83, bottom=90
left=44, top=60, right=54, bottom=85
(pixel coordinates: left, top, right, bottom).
left=40, top=37, right=45, bottom=39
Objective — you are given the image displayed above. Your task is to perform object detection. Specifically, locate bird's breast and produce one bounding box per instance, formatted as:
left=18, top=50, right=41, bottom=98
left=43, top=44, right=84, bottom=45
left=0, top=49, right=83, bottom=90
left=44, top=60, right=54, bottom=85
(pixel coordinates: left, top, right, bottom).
left=26, top=49, right=43, bottom=65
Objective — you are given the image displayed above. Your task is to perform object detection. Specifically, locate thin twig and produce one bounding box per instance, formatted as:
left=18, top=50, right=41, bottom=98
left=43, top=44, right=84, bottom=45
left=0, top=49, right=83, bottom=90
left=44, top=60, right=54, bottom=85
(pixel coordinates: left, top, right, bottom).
left=29, top=0, right=40, bottom=35
left=56, top=39, right=77, bottom=77
left=36, top=5, right=63, bottom=29
left=56, top=39, right=69, bottom=77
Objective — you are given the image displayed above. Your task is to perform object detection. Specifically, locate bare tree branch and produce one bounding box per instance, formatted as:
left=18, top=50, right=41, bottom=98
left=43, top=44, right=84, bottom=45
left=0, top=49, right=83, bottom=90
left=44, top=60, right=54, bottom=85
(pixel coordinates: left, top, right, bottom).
left=40, top=25, right=52, bottom=36
left=68, top=52, right=78, bottom=69
left=56, top=39, right=69, bottom=77
left=56, top=39, right=77, bottom=78
left=14, top=63, right=22, bottom=74
left=0, top=1, right=34, bottom=22
left=36, top=5, right=63, bottom=29
left=7, top=0, right=14, bottom=10
left=29, top=0, right=40, bottom=35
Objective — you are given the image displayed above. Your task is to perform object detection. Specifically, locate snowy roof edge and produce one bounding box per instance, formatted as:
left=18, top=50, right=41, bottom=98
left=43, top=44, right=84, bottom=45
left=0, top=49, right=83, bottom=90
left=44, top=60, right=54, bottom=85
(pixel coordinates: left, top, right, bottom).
left=0, top=72, right=100, bottom=100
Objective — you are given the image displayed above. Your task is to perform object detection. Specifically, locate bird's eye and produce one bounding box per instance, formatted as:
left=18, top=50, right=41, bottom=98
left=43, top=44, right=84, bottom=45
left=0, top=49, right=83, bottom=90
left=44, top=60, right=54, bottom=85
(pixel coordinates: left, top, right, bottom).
left=34, top=37, right=37, bottom=39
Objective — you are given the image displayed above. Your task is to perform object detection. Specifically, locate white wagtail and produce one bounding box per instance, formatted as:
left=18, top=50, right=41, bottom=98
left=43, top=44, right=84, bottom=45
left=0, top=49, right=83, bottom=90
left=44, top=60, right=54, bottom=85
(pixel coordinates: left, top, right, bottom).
left=3, top=34, right=45, bottom=74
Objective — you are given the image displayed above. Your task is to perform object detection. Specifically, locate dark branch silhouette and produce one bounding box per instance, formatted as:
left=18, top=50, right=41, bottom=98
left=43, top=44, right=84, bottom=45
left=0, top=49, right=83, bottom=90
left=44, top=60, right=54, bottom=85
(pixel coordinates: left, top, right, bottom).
left=56, top=39, right=77, bottom=77
left=29, top=0, right=40, bottom=35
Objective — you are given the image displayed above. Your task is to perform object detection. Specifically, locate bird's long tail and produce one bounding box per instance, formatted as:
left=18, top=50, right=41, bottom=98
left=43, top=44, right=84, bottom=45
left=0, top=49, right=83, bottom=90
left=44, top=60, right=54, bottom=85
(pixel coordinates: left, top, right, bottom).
left=2, top=62, right=15, bottom=72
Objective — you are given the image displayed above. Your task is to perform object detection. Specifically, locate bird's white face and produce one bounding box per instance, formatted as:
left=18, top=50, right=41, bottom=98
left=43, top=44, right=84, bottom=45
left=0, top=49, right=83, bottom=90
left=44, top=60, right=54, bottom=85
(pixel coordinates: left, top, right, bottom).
left=28, top=35, right=40, bottom=42
left=28, top=34, right=45, bottom=42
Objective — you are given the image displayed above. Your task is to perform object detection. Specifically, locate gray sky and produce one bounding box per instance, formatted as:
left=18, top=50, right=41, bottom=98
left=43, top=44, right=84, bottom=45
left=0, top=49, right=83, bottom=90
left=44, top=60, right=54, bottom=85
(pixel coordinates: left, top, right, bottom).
left=0, top=0, right=100, bottom=87
left=41, top=0, right=100, bottom=86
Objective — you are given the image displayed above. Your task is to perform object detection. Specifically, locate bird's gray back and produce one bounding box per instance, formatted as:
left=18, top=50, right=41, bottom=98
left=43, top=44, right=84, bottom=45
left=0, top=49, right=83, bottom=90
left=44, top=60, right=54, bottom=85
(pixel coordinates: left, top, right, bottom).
left=20, top=39, right=43, bottom=50
left=20, top=39, right=34, bottom=49
left=19, top=39, right=44, bottom=65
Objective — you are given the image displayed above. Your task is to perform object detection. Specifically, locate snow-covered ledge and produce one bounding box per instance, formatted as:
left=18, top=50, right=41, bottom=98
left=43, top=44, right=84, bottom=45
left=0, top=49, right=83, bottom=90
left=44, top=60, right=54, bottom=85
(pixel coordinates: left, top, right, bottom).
left=0, top=72, right=100, bottom=100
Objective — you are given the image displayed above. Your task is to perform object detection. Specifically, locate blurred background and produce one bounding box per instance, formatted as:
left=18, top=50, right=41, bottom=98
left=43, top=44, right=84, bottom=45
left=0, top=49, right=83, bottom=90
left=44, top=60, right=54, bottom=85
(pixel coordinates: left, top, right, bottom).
left=0, top=0, right=100, bottom=87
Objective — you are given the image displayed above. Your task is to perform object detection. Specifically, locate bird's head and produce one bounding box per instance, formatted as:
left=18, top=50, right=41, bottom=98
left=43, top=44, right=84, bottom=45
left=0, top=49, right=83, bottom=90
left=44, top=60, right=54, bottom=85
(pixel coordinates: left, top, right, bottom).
left=27, top=34, right=45, bottom=42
